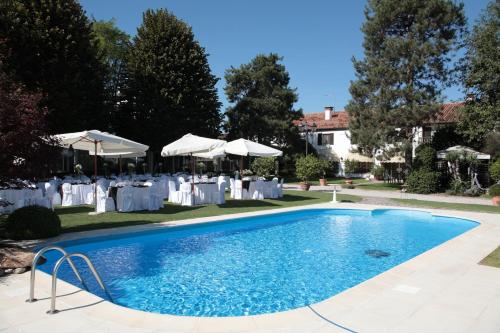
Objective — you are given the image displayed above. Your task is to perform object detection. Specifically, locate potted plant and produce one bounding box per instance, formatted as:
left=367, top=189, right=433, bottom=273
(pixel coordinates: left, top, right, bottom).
left=318, top=159, right=331, bottom=186
left=241, top=169, right=253, bottom=180
left=127, top=162, right=136, bottom=175
left=295, top=155, right=321, bottom=191
left=74, top=163, right=83, bottom=176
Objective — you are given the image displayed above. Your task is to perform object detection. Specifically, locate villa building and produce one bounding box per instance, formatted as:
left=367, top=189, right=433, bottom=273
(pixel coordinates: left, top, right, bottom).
left=295, top=102, right=464, bottom=175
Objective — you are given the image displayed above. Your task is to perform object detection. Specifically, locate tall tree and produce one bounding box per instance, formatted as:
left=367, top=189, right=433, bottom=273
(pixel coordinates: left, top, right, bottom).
left=346, top=0, right=466, bottom=153
left=0, top=57, right=59, bottom=180
left=118, top=9, right=221, bottom=152
left=224, top=53, right=303, bottom=147
left=457, top=1, right=499, bottom=147
left=0, top=0, right=105, bottom=133
left=92, top=19, right=131, bottom=128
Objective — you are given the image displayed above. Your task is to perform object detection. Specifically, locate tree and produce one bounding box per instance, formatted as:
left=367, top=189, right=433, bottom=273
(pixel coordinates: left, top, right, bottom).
left=346, top=0, right=466, bottom=153
left=224, top=54, right=303, bottom=147
left=118, top=9, right=221, bottom=152
left=457, top=1, right=500, bottom=145
left=92, top=19, right=131, bottom=127
left=0, top=0, right=106, bottom=133
left=0, top=58, right=60, bottom=180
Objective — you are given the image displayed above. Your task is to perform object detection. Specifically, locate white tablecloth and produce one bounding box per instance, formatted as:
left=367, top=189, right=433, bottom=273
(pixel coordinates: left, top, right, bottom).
left=116, top=186, right=151, bottom=212
left=0, top=188, right=45, bottom=213
left=194, top=183, right=218, bottom=205
left=71, top=184, right=94, bottom=205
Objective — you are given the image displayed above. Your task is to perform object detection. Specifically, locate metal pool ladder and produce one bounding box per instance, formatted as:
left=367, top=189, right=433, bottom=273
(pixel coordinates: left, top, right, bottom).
left=27, top=245, right=113, bottom=314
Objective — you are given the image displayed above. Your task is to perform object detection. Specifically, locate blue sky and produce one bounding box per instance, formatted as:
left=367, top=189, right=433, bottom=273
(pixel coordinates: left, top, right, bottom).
left=80, top=0, right=490, bottom=113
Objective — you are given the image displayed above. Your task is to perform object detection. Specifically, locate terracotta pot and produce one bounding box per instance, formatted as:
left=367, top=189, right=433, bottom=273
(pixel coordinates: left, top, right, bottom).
left=299, top=182, right=311, bottom=191
left=319, top=178, right=327, bottom=186
left=344, top=179, right=353, bottom=185
left=492, top=196, right=500, bottom=206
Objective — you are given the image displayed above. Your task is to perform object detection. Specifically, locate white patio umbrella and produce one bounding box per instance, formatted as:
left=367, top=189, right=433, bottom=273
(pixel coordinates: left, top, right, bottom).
left=89, top=150, right=147, bottom=174
left=192, top=147, right=226, bottom=159
left=224, top=138, right=283, bottom=172
left=53, top=130, right=149, bottom=212
left=437, top=145, right=490, bottom=160
left=161, top=134, right=227, bottom=199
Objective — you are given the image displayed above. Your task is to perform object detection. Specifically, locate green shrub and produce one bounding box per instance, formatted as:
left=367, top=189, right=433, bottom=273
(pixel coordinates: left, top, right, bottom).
left=371, top=165, right=385, bottom=180
left=489, top=160, right=500, bottom=182
left=489, top=184, right=500, bottom=197
left=251, top=157, right=276, bottom=178
left=317, top=159, right=331, bottom=178
left=406, top=169, right=440, bottom=194
left=5, top=206, right=61, bottom=240
left=447, top=179, right=468, bottom=195
left=414, top=145, right=437, bottom=171
left=295, top=155, right=321, bottom=183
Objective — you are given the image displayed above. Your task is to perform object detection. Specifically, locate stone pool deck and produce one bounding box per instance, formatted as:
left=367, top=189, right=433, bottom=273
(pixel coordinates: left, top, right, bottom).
left=1, top=203, right=499, bottom=333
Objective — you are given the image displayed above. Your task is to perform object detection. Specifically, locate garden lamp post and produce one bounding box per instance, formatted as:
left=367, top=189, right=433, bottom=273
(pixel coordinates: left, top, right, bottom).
left=298, top=121, right=317, bottom=155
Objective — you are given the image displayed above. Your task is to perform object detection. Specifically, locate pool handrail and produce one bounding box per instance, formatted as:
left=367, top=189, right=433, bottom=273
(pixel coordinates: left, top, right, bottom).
left=27, top=245, right=88, bottom=303
left=47, top=252, right=113, bottom=314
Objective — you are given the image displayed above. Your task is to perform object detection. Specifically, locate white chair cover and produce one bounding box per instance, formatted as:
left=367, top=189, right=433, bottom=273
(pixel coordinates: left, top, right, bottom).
left=234, top=180, right=243, bottom=200
left=215, top=181, right=226, bottom=204
left=96, top=184, right=114, bottom=213
left=52, top=192, right=62, bottom=206
left=277, top=178, right=284, bottom=198
left=271, top=178, right=279, bottom=199
left=168, top=180, right=181, bottom=204
left=229, top=178, right=235, bottom=198
left=61, top=183, right=73, bottom=206
left=252, top=180, right=265, bottom=200
left=179, top=183, right=193, bottom=206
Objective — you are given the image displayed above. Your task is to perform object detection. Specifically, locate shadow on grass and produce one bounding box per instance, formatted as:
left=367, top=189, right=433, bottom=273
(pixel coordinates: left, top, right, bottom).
left=277, top=194, right=316, bottom=202
left=218, top=200, right=279, bottom=208
left=63, top=220, right=153, bottom=233
left=56, top=206, right=94, bottom=215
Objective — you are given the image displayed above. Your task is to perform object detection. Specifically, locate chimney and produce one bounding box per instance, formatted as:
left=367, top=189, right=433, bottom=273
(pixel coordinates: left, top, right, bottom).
left=324, top=106, right=334, bottom=120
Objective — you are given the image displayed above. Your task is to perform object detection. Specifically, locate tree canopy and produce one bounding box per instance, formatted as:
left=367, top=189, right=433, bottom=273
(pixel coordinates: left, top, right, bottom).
left=117, top=9, right=222, bottom=152
left=346, top=0, right=466, bottom=153
left=92, top=19, right=131, bottom=128
left=224, top=53, right=303, bottom=147
left=0, top=0, right=106, bottom=133
left=457, top=1, right=499, bottom=146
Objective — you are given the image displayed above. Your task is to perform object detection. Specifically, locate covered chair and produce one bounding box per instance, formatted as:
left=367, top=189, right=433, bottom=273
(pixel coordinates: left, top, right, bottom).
left=168, top=180, right=181, bottom=204
left=96, top=183, right=115, bottom=213
left=214, top=181, right=227, bottom=204
left=61, top=183, right=73, bottom=206
left=117, top=186, right=134, bottom=212
left=179, top=183, right=193, bottom=206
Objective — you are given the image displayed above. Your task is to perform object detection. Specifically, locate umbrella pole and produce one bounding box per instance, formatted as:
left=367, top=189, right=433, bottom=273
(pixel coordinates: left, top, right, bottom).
left=240, top=156, right=243, bottom=174
left=191, top=154, right=195, bottom=205
left=119, top=156, right=122, bottom=174
left=94, top=140, right=98, bottom=213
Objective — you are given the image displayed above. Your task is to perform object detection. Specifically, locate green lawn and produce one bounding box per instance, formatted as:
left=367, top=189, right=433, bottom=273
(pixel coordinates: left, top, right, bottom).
left=38, top=190, right=360, bottom=233
left=480, top=246, right=500, bottom=268
left=392, top=198, right=500, bottom=214
left=355, top=182, right=402, bottom=191
left=286, top=177, right=369, bottom=186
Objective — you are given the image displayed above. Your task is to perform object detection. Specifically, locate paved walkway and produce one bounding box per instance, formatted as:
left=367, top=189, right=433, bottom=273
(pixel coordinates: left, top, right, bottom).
left=284, top=183, right=492, bottom=205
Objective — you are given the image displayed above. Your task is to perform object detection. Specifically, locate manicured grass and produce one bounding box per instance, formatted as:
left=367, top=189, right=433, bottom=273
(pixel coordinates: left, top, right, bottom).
left=355, top=182, right=402, bottom=191
left=480, top=246, right=500, bottom=268
left=392, top=198, right=500, bottom=214
left=37, top=190, right=360, bottom=233
left=286, top=177, right=369, bottom=186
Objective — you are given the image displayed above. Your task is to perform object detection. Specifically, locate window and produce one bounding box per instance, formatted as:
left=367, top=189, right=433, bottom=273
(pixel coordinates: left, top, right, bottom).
left=318, top=133, right=334, bottom=146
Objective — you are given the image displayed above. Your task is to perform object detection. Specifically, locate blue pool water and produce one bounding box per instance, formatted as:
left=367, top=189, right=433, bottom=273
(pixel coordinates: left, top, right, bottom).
left=38, top=209, right=477, bottom=317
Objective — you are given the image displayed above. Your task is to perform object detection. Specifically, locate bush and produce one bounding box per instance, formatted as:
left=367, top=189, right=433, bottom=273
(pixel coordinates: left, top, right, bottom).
left=295, top=155, right=321, bottom=183
left=4, top=206, right=61, bottom=240
left=317, top=159, right=331, bottom=178
left=413, top=145, right=437, bottom=171
left=371, top=165, right=385, bottom=180
left=489, top=160, right=500, bottom=182
left=406, top=169, right=440, bottom=194
left=447, top=179, right=469, bottom=195
left=251, top=157, right=276, bottom=178
left=489, top=184, right=500, bottom=197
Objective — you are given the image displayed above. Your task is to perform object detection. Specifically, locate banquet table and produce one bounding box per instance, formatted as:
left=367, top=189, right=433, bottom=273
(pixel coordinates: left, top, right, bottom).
left=70, top=184, right=94, bottom=205
left=0, top=188, right=45, bottom=213
left=116, top=186, right=151, bottom=212
left=238, top=180, right=276, bottom=199
left=193, top=183, right=218, bottom=205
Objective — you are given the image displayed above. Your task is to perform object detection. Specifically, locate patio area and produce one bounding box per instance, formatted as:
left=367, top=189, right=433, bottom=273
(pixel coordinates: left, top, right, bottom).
left=1, top=202, right=499, bottom=333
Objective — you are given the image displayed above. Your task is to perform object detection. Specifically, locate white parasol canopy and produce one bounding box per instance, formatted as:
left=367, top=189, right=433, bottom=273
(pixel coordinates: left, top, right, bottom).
left=224, top=138, right=283, bottom=157
left=89, top=151, right=147, bottom=158
left=346, top=152, right=373, bottom=163
left=193, top=147, right=226, bottom=159
left=437, top=145, right=490, bottom=160
left=161, top=133, right=226, bottom=157
left=53, top=130, right=148, bottom=213
left=54, top=130, right=148, bottom=154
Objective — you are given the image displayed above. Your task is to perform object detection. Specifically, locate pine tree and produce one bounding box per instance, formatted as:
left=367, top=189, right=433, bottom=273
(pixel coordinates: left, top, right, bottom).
left=457, top=1, right=499, bottom=146
left=224, top=53, right=303, bottom=147
left=0, top=0, right=106, bottom=133
left=118, top=9, right=222, bottom=152
left=346, top=0, right=466, bottom=153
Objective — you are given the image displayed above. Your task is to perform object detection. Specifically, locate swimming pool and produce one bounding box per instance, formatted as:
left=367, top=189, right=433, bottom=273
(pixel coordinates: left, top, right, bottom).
left=38, top=208, right=478, bottom=317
